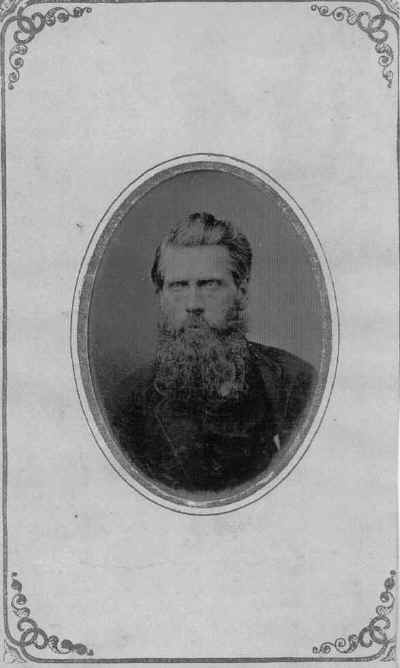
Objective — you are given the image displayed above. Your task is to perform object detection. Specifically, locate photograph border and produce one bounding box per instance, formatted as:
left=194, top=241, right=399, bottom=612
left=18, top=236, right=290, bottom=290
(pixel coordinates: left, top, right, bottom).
left=1, top=0, right=398, bottom=662
left=71, top=153, right=339, bottom=516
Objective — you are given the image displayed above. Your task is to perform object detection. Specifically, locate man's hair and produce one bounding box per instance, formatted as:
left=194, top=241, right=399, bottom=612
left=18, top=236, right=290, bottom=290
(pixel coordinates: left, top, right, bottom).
left=151, top=212, right=252, bottom=290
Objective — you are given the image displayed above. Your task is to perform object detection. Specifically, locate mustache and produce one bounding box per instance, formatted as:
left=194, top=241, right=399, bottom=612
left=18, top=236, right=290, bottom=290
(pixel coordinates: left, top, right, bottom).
left=170, top=314, right=224, bottom=338
left=160, top=302, right=248, bottom=338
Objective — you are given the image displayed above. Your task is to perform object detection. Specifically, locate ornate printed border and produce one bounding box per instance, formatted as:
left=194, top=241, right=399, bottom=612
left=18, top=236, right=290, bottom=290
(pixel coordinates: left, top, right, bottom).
left=3, top=569, right=397, bottom=662
left=0, top=0, right=398, bottom=663
left=313, top=571, right=397, bottom=661
left=0, top=0, right=398, bottom=88
left=3, top=639, right=25, bottom=663
left=6, top=5, right=91, bottom=89
left=311, top=1, right=399, bottom=87
left=6, top=573, right=93, bottom=659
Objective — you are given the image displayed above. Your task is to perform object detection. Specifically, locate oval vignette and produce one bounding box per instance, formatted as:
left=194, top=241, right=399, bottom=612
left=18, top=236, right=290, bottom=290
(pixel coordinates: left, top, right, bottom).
left=71, top=154, right=339, bottom=515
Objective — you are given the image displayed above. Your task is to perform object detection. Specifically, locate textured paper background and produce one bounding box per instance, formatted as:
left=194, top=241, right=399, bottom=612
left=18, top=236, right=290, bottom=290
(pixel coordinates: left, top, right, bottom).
left=1, top=0, right=398, bottom=664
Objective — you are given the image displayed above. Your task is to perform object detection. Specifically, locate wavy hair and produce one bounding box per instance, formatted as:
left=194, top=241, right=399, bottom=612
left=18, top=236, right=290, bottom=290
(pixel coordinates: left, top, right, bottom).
left=151, top=212, right=252, bottom=290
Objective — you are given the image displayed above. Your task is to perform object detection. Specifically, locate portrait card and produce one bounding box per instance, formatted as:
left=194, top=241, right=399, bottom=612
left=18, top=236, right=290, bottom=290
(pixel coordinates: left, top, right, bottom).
left=0, top=0, right=398, bottom=665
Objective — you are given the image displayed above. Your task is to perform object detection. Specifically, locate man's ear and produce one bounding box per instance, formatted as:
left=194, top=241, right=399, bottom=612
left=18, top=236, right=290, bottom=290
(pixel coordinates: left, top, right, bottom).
left=237, top=279, right=249, bottom=305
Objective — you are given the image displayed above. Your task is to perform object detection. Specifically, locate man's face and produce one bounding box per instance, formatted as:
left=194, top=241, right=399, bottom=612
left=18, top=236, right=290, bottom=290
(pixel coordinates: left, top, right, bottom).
left=159, top=244, right=247, bottom=330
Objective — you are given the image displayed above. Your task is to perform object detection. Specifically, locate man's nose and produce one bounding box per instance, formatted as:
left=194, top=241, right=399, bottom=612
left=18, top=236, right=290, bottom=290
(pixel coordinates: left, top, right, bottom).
left=185, top=286, right=204, bottom=313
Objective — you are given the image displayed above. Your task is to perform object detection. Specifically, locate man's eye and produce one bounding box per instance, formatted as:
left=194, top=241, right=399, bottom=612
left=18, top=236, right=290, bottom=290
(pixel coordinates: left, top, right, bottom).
left=200, top=280, right=221, bottom=288
left=169, top=281, right=187, bottom=290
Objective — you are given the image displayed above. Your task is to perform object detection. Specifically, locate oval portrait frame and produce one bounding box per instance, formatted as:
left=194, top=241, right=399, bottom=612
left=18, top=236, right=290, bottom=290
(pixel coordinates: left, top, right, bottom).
left=71, top=153, right=339, bottom=515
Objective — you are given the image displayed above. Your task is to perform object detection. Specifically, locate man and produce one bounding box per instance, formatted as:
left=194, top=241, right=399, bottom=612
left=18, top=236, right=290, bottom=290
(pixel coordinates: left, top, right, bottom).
left=110, top=212, right=316, bottom=493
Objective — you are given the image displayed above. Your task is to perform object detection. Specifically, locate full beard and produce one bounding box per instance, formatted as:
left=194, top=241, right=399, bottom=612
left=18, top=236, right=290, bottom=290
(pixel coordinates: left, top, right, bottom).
left=154, top=307, right=250, bottom=406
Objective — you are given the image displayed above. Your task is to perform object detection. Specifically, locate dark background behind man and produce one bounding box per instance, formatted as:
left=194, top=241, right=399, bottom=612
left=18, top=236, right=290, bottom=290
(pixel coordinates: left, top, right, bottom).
left=88, top=169, right=328, bottom=417
left=109, top=212, right=316, bottom=491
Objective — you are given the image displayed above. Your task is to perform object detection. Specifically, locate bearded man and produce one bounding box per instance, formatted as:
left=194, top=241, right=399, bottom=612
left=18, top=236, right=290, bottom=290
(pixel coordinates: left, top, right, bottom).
left=110, top=212, right=316, bottom=493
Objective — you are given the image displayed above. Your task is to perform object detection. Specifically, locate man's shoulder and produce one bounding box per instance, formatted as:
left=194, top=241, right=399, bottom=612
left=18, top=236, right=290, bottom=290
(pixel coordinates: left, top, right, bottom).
left=248, top=342, right=317, bottom=387
left=248, top=342, right=317, bottom=439
left=119, top=363, right=155, bottom=394
left=109, top=363, right=155, bottom=418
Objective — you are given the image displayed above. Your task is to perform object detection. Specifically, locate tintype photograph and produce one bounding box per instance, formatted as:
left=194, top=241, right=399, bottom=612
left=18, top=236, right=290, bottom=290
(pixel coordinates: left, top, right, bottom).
left=75, top=157, right=334, bottom=510
left=1, top=0, right=398, bottom=661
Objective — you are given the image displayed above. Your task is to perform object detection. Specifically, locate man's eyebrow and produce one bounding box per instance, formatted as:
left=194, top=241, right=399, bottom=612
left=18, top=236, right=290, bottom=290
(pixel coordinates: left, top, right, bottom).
left=197, top=278, right=223, bottom=285
left=166, top=279, right=189, bottom=286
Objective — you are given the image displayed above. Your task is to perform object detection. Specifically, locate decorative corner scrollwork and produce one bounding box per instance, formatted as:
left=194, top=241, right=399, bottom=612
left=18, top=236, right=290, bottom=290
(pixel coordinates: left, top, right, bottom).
left=9, top=572, right=94, bottom=658
left=313, top=570, right=396, bottom=660
left=0, top=0, right=21, bottom=23
left=311, top=2, right=398, bottom=88
left=3, top=640, right=26, bottom=663
left=381, top=0, right=400, bottom=15
left=8, top=5, right=92, bottom=90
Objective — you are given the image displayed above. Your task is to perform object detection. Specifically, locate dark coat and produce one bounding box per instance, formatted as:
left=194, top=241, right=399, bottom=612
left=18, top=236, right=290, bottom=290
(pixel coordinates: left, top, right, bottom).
left=109, top=343, right=316, bottom=492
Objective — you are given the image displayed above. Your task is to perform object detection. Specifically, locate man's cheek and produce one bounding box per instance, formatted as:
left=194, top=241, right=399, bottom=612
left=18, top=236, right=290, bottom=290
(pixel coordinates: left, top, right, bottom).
left=160, top=301, right=184, bottom=327
left=160, top=295, right=174, bottom=315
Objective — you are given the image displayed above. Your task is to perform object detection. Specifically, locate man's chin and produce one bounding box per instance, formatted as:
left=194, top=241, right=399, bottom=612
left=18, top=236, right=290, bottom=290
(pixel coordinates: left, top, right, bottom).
left=173, top=323, right=216, bottom=337
left=177, top=322, right=239, bottom=336
left=183, top=322, right=203, bottom=330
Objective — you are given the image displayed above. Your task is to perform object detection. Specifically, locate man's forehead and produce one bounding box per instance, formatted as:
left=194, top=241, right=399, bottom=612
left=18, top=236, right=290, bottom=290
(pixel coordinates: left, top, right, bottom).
left=161, top=245, right=233, bottom=279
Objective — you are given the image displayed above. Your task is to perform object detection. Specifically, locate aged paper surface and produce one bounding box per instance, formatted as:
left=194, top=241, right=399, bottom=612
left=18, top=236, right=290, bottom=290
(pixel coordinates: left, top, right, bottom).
left=0, top=0, right=398, bottom=665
